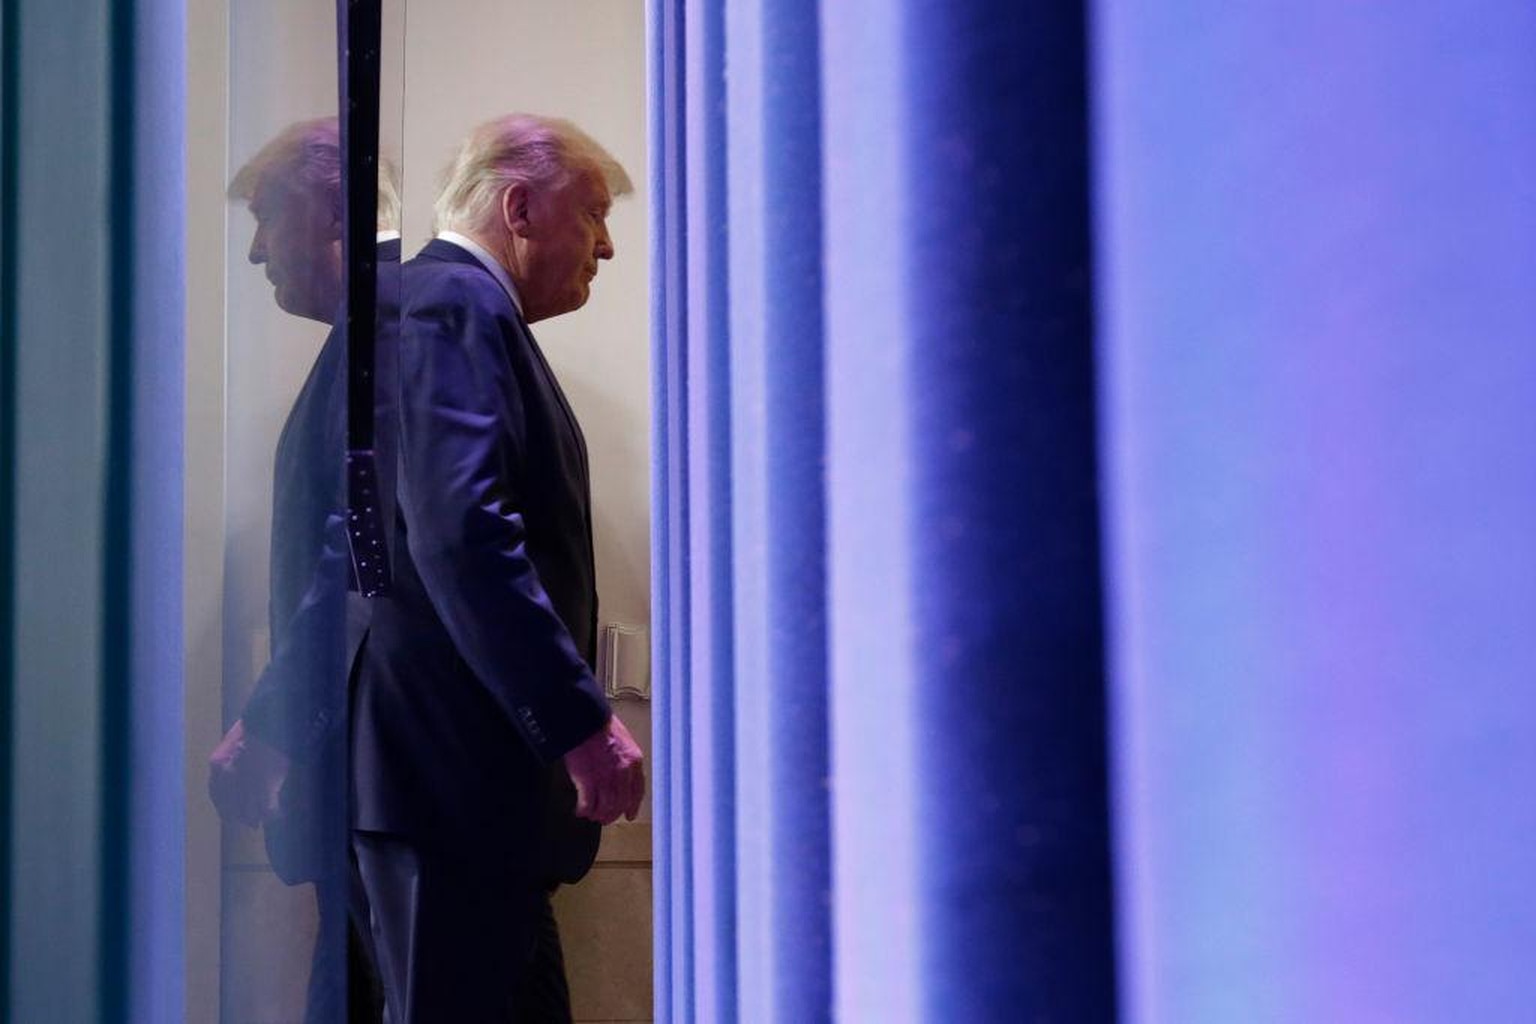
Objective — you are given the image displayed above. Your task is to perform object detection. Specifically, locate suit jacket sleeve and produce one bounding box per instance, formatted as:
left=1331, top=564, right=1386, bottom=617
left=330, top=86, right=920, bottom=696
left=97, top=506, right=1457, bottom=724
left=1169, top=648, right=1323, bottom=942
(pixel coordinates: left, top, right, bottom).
left=241, top=335, right=355, bottom=762
left=398, top=271, right=611, bottom=762
left=239, top=510, right=355, bottom=760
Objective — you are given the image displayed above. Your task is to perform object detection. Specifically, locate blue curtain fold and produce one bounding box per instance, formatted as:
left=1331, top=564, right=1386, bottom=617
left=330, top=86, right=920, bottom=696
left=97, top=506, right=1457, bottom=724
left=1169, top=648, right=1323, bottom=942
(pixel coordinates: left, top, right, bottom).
left=723, top=1, right=832, bottom=1022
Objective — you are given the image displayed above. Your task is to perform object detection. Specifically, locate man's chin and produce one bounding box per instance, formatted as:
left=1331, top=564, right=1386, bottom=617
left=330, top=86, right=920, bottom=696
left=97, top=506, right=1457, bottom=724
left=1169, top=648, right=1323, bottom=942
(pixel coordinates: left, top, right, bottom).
left=547, top=288, right=592, bottom=321
left=273, top=289, right=330, bottom=324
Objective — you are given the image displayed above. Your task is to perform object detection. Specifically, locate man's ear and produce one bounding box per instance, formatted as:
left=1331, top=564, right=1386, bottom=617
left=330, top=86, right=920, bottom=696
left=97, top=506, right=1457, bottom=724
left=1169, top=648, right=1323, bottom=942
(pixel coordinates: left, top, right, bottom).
left=502, top=184, right=533, bottom=237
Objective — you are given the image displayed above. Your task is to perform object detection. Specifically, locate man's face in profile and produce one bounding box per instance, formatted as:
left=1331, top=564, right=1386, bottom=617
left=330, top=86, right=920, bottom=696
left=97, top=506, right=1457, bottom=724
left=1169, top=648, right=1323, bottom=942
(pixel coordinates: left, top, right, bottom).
left=515, top=163, right=615, bottom=322
left=247, top=168, right=343, bottom=324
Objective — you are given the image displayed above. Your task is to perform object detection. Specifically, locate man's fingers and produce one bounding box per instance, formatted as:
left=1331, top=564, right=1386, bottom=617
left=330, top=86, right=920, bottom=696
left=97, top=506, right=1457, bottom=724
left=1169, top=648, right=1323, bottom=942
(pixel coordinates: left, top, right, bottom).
left=260, top=784, right=283, bottom=825
left=617, top=764, right=642, bottom=823
left=209, top=771, right=271, bottom=829
left=565, top=720, right=646, bottom=824
left=207, top=776, right=228, bottom=820
left=573, top=775, right=594, bottom=819
left=236, top=790, right=262, bottom=829
left=622, top=764, right=643, bottom=821
left=595, top=772, right=631, bottom=825
left=633, top=764, right=646, bottom=818
left=592, top=777, right=618, bottom=825
left=208, top=767, right=246, bottom=826
left=242, top=779, right=267, bottom=827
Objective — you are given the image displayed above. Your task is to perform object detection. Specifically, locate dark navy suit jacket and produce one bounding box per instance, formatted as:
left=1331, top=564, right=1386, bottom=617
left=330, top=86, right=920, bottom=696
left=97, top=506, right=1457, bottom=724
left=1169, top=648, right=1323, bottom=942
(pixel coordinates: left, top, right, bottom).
left=352, top=239, right=609, bottom=881
left=242, top=239, right=403, bottom=884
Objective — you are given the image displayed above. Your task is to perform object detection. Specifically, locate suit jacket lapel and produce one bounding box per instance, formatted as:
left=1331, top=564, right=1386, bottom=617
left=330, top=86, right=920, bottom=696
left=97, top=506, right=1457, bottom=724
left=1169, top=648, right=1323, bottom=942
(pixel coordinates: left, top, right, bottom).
left=517, top=318, right=591, bottom=488
left=416, top=237, right=593, bottom=495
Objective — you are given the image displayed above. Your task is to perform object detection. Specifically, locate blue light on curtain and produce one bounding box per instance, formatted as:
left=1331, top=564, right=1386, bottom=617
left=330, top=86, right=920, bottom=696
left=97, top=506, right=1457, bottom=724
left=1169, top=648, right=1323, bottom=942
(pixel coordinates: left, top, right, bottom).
left=652, top=1, right=1118, bottom=1020
left=647, top=0, right=690, bottom=1018
left=126, top=1, right=186, bottom=1020
left=1094, top=3, right=1536, bottom=1021
left=681, top=0, right=739, bottom=1019
left=723, top=1, right=831, bottom=1022
left=817, top=2, right=922, bottom=1017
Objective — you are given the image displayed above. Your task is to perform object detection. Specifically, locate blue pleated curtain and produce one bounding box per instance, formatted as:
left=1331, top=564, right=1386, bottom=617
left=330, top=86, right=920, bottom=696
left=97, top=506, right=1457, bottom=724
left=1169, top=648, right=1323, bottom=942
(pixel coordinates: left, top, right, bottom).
left=652, top=1, right=1536, bottom=1022
left=649, top=2, right=1119, bottom=1021
left=0, top=0, right=185, bottom=1020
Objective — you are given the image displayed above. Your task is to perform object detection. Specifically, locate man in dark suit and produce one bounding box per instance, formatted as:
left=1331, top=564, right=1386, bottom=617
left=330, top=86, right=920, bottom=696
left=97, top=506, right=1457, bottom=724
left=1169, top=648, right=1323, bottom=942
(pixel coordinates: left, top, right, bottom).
left=351, top=113, right=645, bottom=1022
left=209, top=117, right=397, bottom=1023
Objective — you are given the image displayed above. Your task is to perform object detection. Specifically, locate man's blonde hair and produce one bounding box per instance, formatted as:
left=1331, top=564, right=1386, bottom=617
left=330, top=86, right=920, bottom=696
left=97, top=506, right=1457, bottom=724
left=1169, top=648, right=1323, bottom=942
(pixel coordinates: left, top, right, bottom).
left=229, top=116, right=402, bottom=232
left=433, top=114, right=632, bottom=235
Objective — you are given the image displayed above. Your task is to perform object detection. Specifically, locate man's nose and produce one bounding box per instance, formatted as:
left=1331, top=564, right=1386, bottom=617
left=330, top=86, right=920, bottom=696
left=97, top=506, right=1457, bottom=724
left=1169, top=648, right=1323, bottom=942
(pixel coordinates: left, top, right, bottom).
left=595, top=225, right=614, bottom=261
left=248, top=229, right=266, bottom=265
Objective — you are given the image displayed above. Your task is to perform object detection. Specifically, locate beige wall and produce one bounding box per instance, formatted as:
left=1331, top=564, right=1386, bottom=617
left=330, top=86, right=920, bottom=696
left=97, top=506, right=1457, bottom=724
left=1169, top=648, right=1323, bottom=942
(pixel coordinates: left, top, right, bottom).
left=187, top=2, right=653, bottom=1020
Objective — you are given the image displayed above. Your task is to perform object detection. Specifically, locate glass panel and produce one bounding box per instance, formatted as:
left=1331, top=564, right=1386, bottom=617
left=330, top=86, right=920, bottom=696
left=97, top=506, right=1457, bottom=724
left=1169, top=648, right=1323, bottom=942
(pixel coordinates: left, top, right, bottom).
left=185, top=1, right=405, bottom=1019
left=187, top=3, right=649, bottom=1018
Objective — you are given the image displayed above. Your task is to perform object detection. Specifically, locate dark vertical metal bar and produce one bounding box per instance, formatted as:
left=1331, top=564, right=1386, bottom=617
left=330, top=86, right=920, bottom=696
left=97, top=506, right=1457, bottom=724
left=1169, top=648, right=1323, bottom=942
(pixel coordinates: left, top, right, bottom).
left=337, top=2, right=385, bottom=1013
left=0, top=0, right=18, bottom=1009
left=98, top=0, right=137, bottom=1017
left=339, top=0, right=389, bottom=596
left=341, top=0, right=380, bottom=454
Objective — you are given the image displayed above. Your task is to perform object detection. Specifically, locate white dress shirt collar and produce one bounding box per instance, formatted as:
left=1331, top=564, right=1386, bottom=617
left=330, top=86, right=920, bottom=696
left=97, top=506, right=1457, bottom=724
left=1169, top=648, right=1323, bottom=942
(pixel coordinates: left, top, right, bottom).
left=436, top=230, right=523, bottom=316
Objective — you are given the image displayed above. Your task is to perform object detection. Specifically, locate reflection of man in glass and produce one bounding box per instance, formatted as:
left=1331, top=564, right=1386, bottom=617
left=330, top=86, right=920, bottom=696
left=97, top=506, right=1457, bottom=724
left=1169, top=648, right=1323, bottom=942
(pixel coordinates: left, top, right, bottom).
left=352, top=114, right=644, bottom=1021
left=210, top=116, right=398, bottom=1024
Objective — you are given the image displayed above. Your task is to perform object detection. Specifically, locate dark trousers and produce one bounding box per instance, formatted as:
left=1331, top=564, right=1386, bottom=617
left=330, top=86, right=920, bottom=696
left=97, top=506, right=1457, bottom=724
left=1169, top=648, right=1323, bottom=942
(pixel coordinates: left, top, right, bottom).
left=304, top=864, right=385, bottom=1024
left=352, top=831, right=573, bottom=1023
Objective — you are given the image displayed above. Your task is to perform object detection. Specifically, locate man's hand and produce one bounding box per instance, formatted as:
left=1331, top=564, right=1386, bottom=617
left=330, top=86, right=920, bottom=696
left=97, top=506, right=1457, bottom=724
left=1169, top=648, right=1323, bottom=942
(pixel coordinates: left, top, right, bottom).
left=207, top=718, right=291, bottom=828
left=563, top=713, right=645, bottom=825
